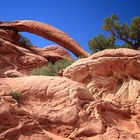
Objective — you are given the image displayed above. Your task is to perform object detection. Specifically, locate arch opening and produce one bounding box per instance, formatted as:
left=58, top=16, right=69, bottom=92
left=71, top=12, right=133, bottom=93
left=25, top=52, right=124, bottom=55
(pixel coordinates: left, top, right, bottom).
left=19, top=32, right=76, bottom=58
left=0, top=20, right=90, bottom=57
left=20, top=32, right=57, bottom=48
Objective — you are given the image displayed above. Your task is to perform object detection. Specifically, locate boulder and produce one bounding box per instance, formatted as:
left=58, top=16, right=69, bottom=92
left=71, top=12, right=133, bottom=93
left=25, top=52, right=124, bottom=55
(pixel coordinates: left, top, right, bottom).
left=0, top=37, right=73, bottom=75
left=0, top=76, right=93, bottom=139
left=30, top=45, right=73, bottom=63
left=63, top=48, right=140, bottom=103
left=0, top=48, right=140, bottom=139
left=4, top=70, right=25, bottom=77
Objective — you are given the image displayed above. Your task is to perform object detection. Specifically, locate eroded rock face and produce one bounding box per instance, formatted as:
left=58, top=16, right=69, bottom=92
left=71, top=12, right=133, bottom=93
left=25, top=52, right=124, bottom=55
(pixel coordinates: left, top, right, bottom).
left=1, top=75, right=140, bottom=140
left=0, top=29, right=20, bottom=43
left=0, top=30, right=73, bottom=75
left=31, top=45, right=73, bottom=63
left=63, top=48, right=140, bottom=104
left=3, top=76, right=93, bottom=124
left=4, top=70, right=25, bottom=78
left=0, top=37, right=47, bottom=75
left=0, top=76, right=93, bottom=139
left=0, top=20, right=89, bottom=57
left=0, top=48, right=140, bottom=140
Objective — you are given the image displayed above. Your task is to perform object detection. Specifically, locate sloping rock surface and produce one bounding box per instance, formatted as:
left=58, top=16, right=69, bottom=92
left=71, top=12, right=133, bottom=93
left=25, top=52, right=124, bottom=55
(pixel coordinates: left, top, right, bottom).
left=0, top=48, right=140, bottom=140
left=0, top=76, right=93, bottom=140
left=0, top=29, right=73, bottom=75
left=63, top=48, right=140, bottom=104
left=0, top=20, right=89, bottom=57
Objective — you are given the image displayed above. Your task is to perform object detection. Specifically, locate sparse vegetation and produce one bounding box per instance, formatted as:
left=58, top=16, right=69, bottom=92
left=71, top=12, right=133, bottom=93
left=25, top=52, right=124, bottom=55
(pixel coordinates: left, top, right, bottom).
left=19, top=34, right=33, bottom=46
left=32, top=59, right=74, bottom=76
left=89, top=34, right=116, bottom=53
left=10, top=90, right=21, bottom=101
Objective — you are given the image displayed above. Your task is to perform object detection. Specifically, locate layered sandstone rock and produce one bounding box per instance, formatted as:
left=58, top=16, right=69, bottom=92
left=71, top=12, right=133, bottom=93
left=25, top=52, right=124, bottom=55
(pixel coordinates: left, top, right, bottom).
left=63, top=48, right=140, bottom=104
left=0, top=75, right=140, bottom=140
left=0, top=76, right=93, bottom=140
left=0, top=20, right=89, bottom=74
left=0, top=20, right=89, bottom=57
left=30, top=45, right=73, bottom=63
left=0, top=29, right=73, bottom=75
left=3, top=70, right=25, bottom=77
left=0, top=29, right=20, bottom=43
left=0, top=24, right=140, bottom=140
left=0, top=37, right=47, bottom=74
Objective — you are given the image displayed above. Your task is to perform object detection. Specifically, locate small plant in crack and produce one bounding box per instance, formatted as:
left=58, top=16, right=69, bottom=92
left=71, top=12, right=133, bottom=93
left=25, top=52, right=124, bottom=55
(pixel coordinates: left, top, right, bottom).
left=10, top=90, right=21, bottom=101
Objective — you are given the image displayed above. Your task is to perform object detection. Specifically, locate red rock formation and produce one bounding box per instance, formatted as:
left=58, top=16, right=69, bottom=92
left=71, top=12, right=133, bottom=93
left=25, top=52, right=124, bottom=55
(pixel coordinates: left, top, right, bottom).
left=4, top=70, right=25, bottom=77
left=63, top=48, right=140, bottom=104
left=0, top=20, right=89, bottom=57
left=0, top=26, right=140, bottom=139
left=0, top=76, right=93, bottom=140
left=0, top=29, right=20, bottom=43
left=0, top=37, right=48, bottom=74
left=31, top=45, right=73, bottom=63
left=0, top=74, right=140, bottom=140
left=0, top=29, right=73, bottom=74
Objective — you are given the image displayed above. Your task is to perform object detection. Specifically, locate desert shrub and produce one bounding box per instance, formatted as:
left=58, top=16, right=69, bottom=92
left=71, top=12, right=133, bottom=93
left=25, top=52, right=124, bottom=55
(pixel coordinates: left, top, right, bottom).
left=10, top=90, right=21, bottom=101
left=19, top=34, right=33, bottom=46
left=32, top=59, right=74, bottom=76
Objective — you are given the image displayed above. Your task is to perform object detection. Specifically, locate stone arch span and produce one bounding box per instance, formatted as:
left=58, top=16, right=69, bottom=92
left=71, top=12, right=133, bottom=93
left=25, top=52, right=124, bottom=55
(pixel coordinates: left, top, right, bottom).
left=0, top=20, right=89, bottom=57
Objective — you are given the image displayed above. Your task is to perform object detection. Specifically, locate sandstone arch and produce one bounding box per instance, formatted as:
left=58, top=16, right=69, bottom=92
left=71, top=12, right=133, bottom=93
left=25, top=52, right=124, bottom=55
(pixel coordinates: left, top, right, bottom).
left=0, top=20, right=89, bottom=57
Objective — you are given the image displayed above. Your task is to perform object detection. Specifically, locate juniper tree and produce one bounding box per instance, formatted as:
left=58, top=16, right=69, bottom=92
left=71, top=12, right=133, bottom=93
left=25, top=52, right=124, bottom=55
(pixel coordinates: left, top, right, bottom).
left=89, top=14, right=140, bottom=53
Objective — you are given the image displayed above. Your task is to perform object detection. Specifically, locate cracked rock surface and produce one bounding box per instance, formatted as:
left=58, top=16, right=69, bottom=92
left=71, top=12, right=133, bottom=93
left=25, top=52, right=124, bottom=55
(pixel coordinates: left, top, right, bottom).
left=0, top=48, right=140, bottom=139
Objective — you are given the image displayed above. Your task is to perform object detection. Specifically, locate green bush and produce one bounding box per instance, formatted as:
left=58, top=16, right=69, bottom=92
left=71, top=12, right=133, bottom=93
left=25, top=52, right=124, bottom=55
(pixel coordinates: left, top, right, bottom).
left=10, top=90, right=21, bottom=101
left=88, top=34, right=116, bottom=53
left=32, top=59, right=74, bottom=76
left=89, top=14, right=140, bottom=54
left=19, top=34, right=33, bottom=46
